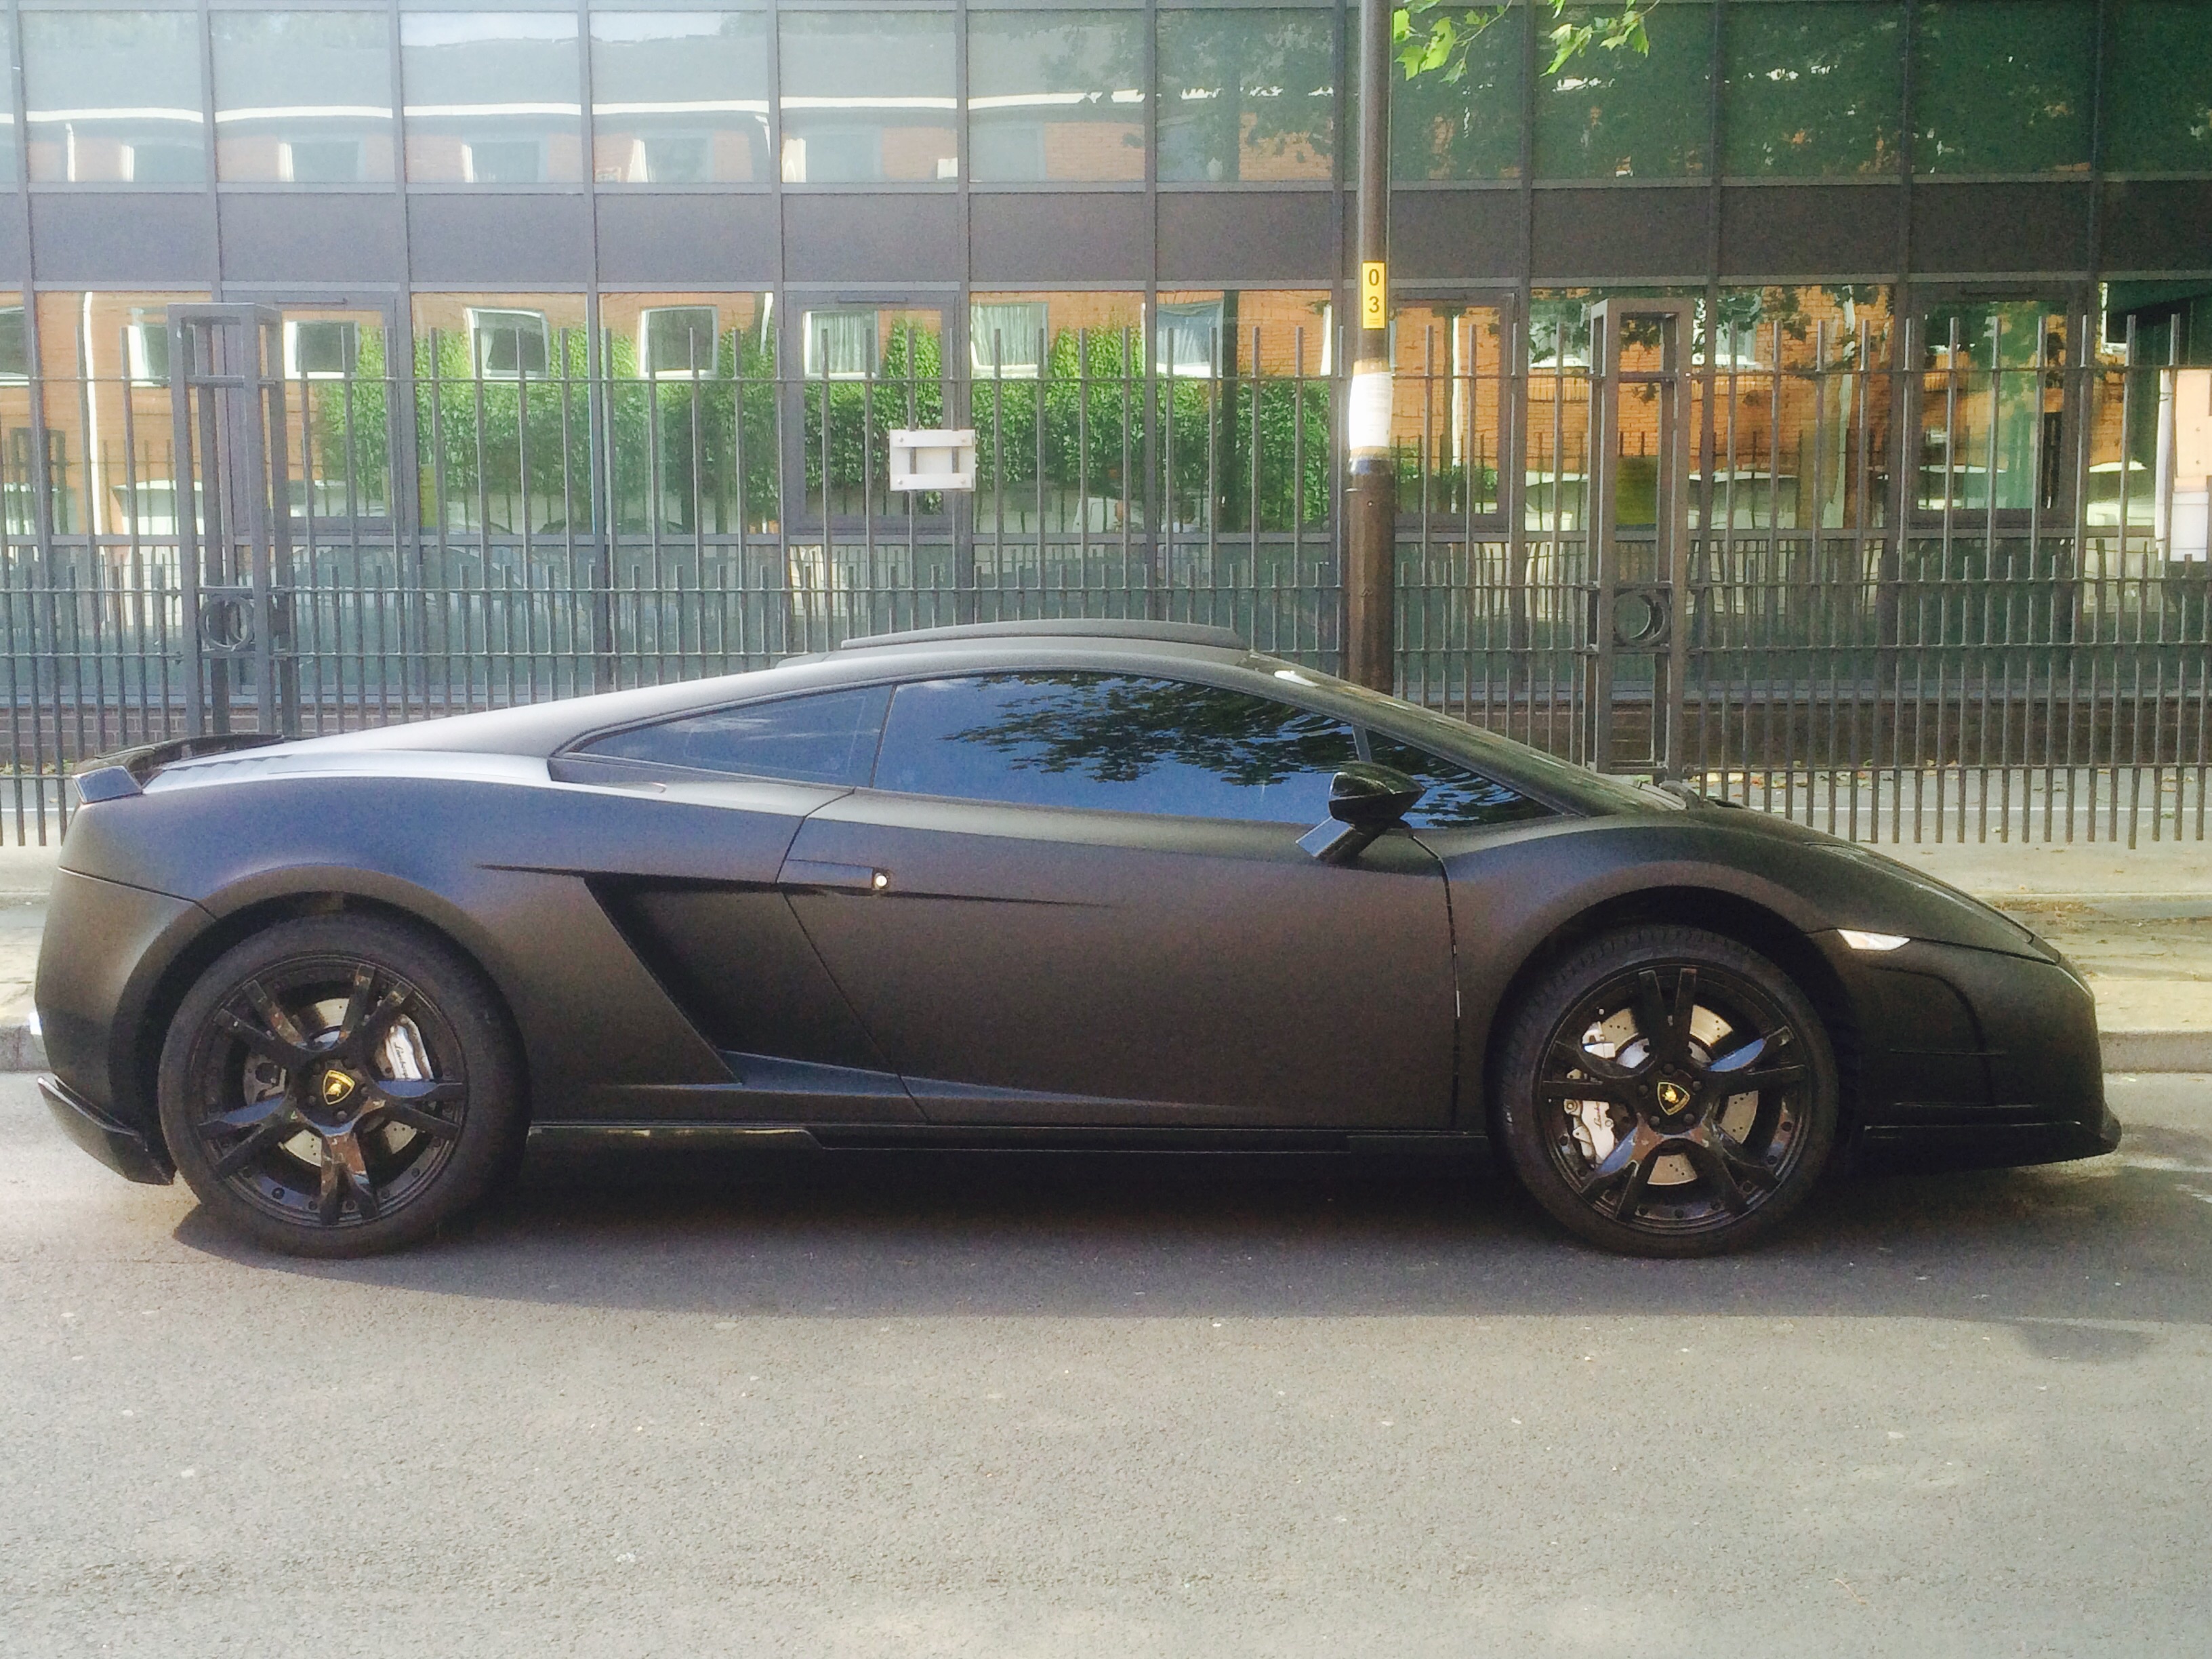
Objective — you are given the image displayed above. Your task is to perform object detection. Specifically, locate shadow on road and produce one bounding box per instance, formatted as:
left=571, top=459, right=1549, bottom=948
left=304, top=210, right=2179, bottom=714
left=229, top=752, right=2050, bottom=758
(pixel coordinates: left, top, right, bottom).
left=168, top=1105, right=2212, bottom=1339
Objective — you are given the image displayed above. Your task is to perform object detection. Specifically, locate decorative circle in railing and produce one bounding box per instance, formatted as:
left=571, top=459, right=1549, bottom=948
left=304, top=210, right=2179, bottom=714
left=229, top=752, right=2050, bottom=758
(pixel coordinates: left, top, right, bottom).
left=1611, top=586, right=1672, bottom=649
left=198, top=595, right=256, bottom=656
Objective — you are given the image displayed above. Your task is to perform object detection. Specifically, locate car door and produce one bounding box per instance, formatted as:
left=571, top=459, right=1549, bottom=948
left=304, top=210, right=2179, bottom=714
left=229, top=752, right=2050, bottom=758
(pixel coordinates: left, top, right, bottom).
left=553, top=681, right=920, bottom=1122
left=777, top=670, right=1458, bottom=1128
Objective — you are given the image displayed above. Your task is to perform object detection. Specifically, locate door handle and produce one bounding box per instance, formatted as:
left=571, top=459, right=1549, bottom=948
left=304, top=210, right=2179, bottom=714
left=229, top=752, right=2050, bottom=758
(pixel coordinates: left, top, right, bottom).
left=779, top=858, right=891, bottom=893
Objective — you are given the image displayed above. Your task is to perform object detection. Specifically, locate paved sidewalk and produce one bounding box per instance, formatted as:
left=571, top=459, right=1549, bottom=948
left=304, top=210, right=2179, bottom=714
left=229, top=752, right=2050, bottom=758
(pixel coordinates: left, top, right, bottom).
left=0, top=832, right=2205, bottom=1071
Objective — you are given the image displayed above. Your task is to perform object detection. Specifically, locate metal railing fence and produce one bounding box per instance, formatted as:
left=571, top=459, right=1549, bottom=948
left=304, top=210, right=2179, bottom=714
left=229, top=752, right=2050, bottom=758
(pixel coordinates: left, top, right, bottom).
left=0, top=304, right=2203, bottom=846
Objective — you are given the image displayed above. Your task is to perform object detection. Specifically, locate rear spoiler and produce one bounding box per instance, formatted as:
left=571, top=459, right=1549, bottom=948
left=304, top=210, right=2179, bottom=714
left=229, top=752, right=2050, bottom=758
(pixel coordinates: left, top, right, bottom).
left=73, top=731, right=287, bottom=803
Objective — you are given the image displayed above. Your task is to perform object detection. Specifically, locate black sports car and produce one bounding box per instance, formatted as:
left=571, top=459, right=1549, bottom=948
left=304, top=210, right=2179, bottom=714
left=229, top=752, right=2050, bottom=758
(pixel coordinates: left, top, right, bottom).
left=35, top=619, right=2118, bottom=1258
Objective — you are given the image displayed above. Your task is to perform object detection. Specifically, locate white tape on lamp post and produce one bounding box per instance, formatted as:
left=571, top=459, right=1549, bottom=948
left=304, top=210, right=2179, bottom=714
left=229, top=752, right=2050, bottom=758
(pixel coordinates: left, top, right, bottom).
left=1347, top=368, right=1393, bottom=457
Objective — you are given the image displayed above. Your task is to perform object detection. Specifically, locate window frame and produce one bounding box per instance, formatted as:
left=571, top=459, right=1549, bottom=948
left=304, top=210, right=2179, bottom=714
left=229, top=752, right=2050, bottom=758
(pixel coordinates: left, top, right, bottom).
left=864, top=668, right=1367, bottom=824
left=638, top=305, right=722, bottom=379
left=566, top=682, right=895, bottom=787
left=465, top=306, right=553, bottom=381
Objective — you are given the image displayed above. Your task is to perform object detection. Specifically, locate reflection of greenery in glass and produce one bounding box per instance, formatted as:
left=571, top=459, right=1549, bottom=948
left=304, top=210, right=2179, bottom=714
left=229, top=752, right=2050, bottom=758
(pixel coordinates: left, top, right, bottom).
left=401, top=321, right=781, bottom=535
left=301, top=327, right=391, bottom=516
left=942, top=674, right=1357, bottom=786
left=2104, top=1, right=2212, bottom=173
left=1918, top=302, right=2064, bottom=512
left=1912, top=1, right=2093, bottom=175
left=1156, top=9, right=1336, bottom=182
left=1534, top=3, right=1711, bottom=178
left=607, top=328, right=780, bottom=532
left=970, top=325, right=1334, bottom=534
left=803, top=321, right=943, bottom=514
left=1389, top=5, right=1523, bottom=180
left=1366, top=733, right=1549, bottom=828
left=1721, top=2, right=1902, bottom=176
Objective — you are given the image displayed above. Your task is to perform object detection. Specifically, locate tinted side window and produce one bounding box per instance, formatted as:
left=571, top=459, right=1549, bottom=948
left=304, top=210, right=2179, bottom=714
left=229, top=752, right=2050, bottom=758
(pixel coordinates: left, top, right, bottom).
left=579, top=684, right=890, bottom=784
left=1366, top=733, right=1553, bottom=829
left=874, top=673, right=1359, bottom=822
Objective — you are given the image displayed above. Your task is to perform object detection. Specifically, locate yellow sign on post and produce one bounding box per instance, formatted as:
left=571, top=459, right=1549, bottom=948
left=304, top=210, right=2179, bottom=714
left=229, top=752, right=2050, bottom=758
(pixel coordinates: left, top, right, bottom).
left=1360, top=261, right=1387, bottom=329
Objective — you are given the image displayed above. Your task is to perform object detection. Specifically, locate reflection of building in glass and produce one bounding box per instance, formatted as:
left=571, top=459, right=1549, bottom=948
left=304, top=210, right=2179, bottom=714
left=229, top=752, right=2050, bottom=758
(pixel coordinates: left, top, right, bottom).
left=0, top=3, right=2207, bottom=567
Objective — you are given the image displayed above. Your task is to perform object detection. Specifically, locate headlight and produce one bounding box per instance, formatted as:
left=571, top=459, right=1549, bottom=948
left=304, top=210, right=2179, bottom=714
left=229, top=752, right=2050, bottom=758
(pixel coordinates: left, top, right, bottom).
left=1838, top=929, right=1910, bottom=952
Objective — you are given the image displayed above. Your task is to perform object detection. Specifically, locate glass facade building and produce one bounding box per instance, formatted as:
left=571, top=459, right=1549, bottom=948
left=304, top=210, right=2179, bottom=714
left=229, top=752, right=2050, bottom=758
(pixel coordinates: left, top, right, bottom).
left=0, top=2, right=2202, bottom=348
left=0, top=2, right=2205, bottom=849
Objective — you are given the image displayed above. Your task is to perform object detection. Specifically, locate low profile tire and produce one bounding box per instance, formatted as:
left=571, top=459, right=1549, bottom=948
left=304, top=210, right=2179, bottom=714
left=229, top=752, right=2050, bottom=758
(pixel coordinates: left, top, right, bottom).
left=1494, top=925, right=1838, bottom=1258
left=159, top=914, right=523, bottom=1258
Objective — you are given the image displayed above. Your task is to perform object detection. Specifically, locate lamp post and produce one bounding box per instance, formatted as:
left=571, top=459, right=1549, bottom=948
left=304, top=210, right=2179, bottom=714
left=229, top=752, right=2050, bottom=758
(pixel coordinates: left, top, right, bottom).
left=1345, top=0, right=1395, bottom=692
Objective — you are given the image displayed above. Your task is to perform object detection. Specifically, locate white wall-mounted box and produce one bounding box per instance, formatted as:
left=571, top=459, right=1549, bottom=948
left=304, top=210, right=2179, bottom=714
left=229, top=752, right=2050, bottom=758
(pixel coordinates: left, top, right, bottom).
left=888, top=428, right=977, bottom=492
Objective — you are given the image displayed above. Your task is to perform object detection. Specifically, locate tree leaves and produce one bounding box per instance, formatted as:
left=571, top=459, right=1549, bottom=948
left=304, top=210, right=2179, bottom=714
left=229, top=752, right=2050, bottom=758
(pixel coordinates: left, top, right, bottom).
left=1394, top=2, right=1654, bottom=83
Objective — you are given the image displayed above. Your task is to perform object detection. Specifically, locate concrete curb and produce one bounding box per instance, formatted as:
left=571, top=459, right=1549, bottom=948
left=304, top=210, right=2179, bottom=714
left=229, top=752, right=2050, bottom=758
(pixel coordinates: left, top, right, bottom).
left=1, top=1021, right=44, bottom=1071
left=2101, top=1031, right=2212, bottom=1074
left=1, top=1019, right=2201, bottom=1076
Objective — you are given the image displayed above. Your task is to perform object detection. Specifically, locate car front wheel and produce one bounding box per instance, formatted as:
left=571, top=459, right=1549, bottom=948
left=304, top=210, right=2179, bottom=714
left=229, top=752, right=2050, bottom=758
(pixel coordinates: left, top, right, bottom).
left=159, top=914, right=523, bottom=1258
left=1494, top=924, right=1839, bottom=1257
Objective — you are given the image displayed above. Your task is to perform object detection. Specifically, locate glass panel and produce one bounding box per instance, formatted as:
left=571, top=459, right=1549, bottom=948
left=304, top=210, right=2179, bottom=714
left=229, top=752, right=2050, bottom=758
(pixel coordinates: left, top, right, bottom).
left=971, top=301, right=1048, bottom=377
left=411, top=293, right=592, bottom=535
left=801, top=309, right=880, bottom=379
left=33, top=291, right=212, bottom=536
left=1912, top=1, right=2094, bottom=176
left=2104, top=1, right=2212, bottom=174
left=964, top=291, right=1146, bottom=541
left=0, top=309, right=27, bottom=382
left=968, top=10, right=1144, bottom=183
left=468, top=308, right=550, bottom=379
left=1362, top=733, right=1549, bottom=828
left=779, top=12, right=958, bottom=184
left=1387, top=4, right=1523, bottom=181
left=1917, top=301, right=2070, bottom=514
left=590, top=11, right=769, bottom=185
left=638, top=306, right=720, bottom=377
left=1720, top=1, right=1904, bottom=177
left=1391, top=304, right=1508, bottom=518
left=401, top=13, right=583, bottom=186
left=1151, top=290, right=1333, bottom=537
left=213, top=11, right=395, bottom=184
left=0, top=24, right=18, bottom=182
left=23, top=10, right=205, bottom=184
left=874, top=673, right=1359, bottom=821
left=1703, top=285, right=1896, bottom=533
left=1155, top=9, right=1336, bottom=184
left=583, top=686, right=893, bottom=783
left=269, top=306, right=395, bottom=522
left=796, top=308, right=945, bottom=520
left=598, top=290, right=778, bottom=535
left=1534, top=2, right=1711, bottom=179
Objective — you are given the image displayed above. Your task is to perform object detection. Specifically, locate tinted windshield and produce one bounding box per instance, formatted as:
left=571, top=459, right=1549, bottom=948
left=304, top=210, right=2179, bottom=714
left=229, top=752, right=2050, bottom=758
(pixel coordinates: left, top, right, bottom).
left=1248, top=659, right=1683, bottom=817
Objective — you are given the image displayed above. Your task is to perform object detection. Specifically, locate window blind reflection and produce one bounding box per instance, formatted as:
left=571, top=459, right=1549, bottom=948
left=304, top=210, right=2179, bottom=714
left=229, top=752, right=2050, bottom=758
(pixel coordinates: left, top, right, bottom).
left=24, top=9, right=205, bottom=184
left=401, top=12, right=583, bottom=186
left=213, top=11, right=395, bottom=184
left=968, top=12, right=1144, bottom=184
left=779, top=12, right=957, bottom=184
left=590, top=12, right=769, bottom=185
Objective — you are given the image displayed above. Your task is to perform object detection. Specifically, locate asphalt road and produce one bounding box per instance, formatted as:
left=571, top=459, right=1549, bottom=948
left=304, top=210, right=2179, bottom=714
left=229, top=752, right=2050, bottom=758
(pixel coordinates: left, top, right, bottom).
left=5, top=1075, right=2211, bottom=1658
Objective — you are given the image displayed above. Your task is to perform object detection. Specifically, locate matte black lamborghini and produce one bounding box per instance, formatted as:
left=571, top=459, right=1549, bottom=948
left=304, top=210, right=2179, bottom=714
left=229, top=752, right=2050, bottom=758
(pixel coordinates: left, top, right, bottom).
left=36, top=619, right=2118, bottom=1258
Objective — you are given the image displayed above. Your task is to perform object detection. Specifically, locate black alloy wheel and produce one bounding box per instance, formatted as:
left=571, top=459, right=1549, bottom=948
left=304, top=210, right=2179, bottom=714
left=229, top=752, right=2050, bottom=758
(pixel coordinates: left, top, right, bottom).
left=1495, top=925, right=1838, bottom=1257
left=159, top=914, right=523, bottom=1257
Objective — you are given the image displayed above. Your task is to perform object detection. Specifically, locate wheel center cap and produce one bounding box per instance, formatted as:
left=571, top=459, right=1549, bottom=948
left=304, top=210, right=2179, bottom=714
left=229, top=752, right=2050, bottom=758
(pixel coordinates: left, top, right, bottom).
left=1654, top=1078, right=1692, bottom=1112
left=318, top=1068, right=359, bottom=1114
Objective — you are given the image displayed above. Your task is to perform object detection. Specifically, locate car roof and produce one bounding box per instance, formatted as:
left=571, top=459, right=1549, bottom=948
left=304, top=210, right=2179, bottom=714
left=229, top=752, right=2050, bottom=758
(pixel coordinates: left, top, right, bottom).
left=280, top=626, right=1266, bottom=758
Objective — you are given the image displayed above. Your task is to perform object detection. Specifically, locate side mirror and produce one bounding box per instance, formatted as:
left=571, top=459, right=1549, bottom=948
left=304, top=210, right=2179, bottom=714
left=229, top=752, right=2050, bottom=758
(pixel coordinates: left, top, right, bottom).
left=1296, top=763, right=1425, bottom=865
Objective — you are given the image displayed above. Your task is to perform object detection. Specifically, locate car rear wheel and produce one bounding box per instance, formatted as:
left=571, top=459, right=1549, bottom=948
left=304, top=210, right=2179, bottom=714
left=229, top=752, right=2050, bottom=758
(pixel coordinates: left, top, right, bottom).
left=1494, top=925, right=1838, bottom=1257
left=159, top=914, right=523, bottom=1258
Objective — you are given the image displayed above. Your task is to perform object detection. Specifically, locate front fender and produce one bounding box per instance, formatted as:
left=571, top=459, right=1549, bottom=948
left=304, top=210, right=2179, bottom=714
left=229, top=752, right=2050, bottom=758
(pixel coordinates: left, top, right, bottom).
left=1424, top=813, right=2040, bottom=1129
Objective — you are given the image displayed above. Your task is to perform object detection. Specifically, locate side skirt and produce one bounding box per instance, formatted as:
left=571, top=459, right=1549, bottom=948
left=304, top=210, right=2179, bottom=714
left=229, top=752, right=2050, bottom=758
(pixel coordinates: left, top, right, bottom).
left=527, top=1122, right=1490, bottom=1156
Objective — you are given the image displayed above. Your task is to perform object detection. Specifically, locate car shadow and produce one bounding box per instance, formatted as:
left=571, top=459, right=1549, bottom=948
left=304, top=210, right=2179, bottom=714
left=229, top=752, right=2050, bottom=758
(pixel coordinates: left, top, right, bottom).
left=169, top=1129, right=2212, bottom=1343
